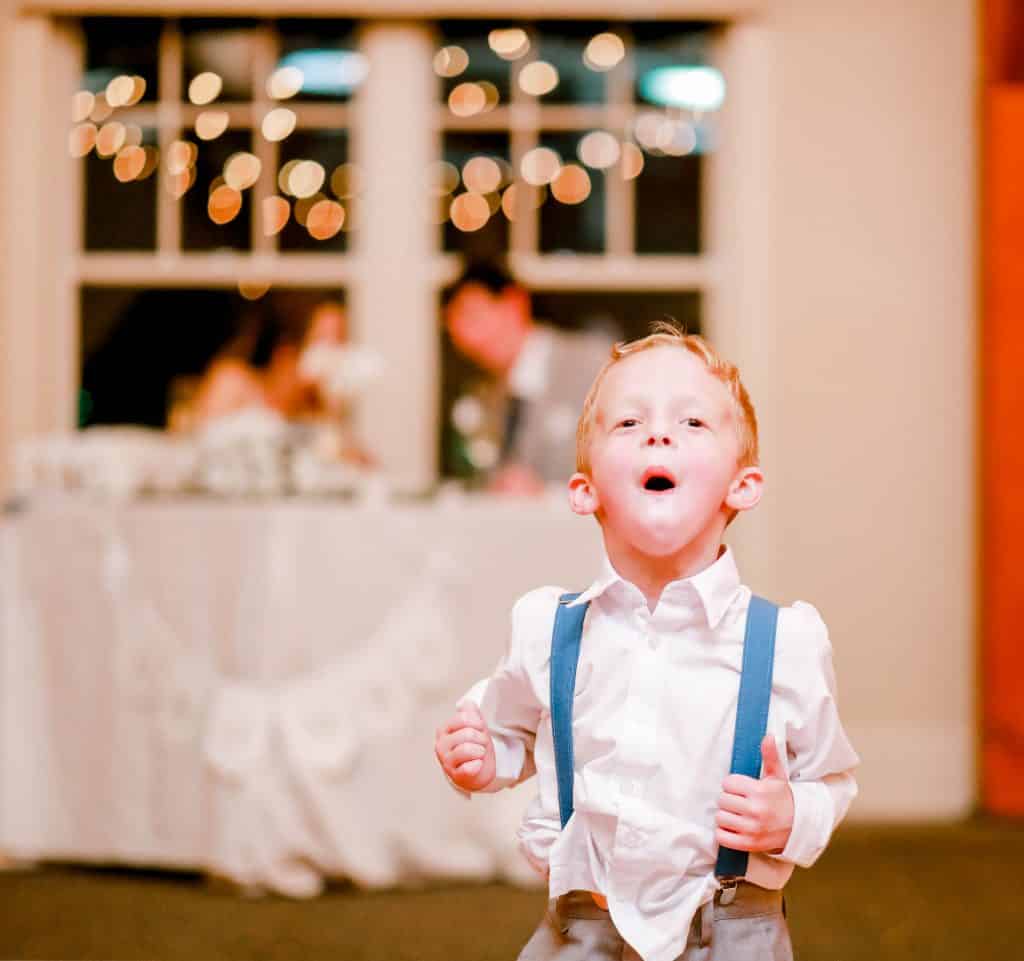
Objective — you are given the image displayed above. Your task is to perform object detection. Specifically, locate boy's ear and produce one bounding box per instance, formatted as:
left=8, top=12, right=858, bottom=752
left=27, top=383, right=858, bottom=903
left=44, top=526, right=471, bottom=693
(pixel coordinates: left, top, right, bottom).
left=725, top=465, right=764, bottom=514
left=568, top=472, right=599, bottom=516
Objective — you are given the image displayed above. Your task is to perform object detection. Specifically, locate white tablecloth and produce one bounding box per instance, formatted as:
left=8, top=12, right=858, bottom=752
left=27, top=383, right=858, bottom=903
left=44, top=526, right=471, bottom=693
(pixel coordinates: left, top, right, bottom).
left=0, top=495, right=603, bottom=895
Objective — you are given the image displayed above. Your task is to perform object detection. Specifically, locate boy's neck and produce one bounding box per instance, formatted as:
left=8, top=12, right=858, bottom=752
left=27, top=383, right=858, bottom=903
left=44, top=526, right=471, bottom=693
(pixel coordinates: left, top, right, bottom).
left=602, top=525, right=726, bottom=612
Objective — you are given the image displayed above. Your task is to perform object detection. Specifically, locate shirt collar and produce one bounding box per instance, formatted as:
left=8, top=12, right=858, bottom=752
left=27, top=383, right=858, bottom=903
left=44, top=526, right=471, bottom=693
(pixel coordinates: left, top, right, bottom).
left=567, top=545, right=742, bottom=630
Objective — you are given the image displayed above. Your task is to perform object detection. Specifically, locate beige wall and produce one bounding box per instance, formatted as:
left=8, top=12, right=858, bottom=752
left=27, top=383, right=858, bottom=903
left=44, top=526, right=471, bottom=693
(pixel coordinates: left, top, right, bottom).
left=0, top=0, right=977, bottom=818
left=0, top=1, right=15, bottom=498
left=736, top=0, right=976, bottom=817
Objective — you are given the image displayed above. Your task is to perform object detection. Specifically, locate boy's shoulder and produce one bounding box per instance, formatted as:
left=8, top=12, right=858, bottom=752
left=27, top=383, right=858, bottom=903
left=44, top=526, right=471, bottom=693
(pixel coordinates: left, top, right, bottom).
left=511, top=584, right=568, bottom=626
left=773, top=598, right=829, bottom=639
left=764, top=598, right=835, bottom=675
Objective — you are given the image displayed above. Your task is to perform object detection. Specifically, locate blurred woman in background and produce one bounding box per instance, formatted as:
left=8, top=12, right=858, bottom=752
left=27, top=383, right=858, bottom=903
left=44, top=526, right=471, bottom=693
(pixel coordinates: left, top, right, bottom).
left=188, top=297, right=349, bottom=429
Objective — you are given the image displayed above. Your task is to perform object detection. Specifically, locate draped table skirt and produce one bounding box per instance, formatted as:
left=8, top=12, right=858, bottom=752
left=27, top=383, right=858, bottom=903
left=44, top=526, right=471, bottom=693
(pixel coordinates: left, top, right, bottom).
left=0, top=494, right=601, bottom=895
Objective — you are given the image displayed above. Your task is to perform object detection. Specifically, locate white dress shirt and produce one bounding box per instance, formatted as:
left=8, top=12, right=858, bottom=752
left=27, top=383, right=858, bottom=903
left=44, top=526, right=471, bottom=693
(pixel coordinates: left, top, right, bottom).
left=506, top=325, right=554, bottom=401
left=461, top=546, right=859, bottom=961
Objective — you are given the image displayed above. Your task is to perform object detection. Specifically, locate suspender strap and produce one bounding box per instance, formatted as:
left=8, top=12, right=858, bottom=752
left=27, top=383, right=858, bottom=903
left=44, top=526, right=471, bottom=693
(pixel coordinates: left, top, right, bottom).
left=715, top=594, right=780, bottom=880
left=550, top=592, right=589, bottom=829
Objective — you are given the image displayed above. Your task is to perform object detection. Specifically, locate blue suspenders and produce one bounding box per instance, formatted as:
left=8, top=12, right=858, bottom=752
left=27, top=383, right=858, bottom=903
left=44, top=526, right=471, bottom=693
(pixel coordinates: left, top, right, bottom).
left=550, top=591, right=780, bottom=883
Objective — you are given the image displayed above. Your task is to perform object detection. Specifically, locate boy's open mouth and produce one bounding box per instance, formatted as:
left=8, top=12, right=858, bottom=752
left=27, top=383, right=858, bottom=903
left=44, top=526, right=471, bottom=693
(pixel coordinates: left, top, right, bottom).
left=641, top=467, right=677, bottom=492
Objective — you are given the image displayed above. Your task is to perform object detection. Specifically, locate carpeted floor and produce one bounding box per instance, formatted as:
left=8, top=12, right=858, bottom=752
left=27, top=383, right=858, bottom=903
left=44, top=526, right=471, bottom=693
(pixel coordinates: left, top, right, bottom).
left=2, top=819, right=1022, bottom=960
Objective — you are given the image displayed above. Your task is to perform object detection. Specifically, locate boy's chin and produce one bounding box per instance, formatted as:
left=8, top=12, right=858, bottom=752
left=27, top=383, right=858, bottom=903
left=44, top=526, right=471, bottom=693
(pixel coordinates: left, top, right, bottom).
left=625, top=525, right=698, bottom=558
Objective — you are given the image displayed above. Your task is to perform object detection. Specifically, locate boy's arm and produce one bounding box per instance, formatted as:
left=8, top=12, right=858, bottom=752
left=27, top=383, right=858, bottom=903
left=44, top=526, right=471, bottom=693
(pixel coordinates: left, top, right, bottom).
left=715, top=602, right=859, bottom=866
left=769, top=602, right=860, bottom=868
left=436, top=593, right=546, bottom=793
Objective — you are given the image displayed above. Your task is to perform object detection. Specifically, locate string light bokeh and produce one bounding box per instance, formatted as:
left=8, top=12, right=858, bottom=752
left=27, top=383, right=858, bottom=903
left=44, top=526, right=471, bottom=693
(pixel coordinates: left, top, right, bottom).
left=70, top=24, right=722, bottom=291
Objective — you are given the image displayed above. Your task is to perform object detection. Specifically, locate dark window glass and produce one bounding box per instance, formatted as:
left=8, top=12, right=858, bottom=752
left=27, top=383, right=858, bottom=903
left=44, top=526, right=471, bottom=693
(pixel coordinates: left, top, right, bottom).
left=632, top=23, right=717, bottom=108
left=84, top=127, right=158, bottom=251
left=437, top=20, right=512, bottom=106
left=182, top=131, right=253, bottom=251
left=82, top=17, right=160, bottom=102
left=530, top=290, right=700, bottom=342
left=631, top=23, right=717, bottom=254
left=277, top=19, right=362, bottom=103
left=181, top=19, right=261, bottom=102
left=443, top=133, right=510, bottom=260
left=278, top=130, right=350, bottom=253
left=539, top=132, right=604, bottom=254
left=80, top=286, right=345, bottom=429
left=532, top=21, right=609, bottom=105
left=635, top=153, right=701, bottom=254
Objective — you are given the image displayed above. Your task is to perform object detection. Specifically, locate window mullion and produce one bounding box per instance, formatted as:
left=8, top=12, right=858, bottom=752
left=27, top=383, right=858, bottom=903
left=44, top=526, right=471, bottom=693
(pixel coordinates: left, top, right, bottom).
left=250, top=22, right=278, bottom=255
left=351, top=22, right=438, bottom=490
left=509, top=37, right=539, bottom=260
left=605, top=25, right=634, bottom=256
left=157, top=20, right=182, bottom=255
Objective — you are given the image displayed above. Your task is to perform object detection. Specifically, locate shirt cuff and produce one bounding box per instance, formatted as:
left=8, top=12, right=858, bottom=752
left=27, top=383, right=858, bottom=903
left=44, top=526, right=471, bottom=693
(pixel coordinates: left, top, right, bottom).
left=773, top=780, right=830, bottom=868
left=440, top=735, right=524, bottom=797
left=475, top=732, right=526, bottom=793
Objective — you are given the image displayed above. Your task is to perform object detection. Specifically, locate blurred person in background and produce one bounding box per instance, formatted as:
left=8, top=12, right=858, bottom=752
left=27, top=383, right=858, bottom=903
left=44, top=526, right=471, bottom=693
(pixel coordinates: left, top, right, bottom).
left=188, top=297, right=348, bottom=429
left=182, top=296, right=374, bottom=468
left=443, top=261, right=612, bottom=495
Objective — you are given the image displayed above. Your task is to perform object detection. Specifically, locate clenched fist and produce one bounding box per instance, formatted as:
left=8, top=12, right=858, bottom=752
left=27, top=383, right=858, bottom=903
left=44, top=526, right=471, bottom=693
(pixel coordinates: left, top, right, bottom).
left=715, top=735, right=795, bottom=854
left=434, top=702, right=497, bottom=792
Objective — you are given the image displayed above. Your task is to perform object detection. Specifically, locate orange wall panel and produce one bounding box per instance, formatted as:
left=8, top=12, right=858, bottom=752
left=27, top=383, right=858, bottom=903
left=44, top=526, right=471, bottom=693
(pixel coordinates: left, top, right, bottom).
left=982, top=86, right=1024, bottom=814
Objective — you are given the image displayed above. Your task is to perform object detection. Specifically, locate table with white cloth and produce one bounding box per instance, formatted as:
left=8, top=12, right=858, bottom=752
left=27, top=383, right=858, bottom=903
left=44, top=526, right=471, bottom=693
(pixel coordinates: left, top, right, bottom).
left=0, top=495, right=603, bottom=896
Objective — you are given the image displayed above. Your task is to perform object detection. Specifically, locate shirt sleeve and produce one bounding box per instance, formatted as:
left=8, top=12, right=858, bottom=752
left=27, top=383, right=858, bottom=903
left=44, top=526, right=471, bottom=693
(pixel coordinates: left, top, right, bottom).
left=454, top=590, right=549, bottom=793
left=771, top=601, right=860, bottom=869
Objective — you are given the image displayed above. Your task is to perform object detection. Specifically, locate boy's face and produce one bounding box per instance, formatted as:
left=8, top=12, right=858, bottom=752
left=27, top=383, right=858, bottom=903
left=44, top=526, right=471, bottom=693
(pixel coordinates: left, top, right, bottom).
left=571, top=346, right=759, bottom=557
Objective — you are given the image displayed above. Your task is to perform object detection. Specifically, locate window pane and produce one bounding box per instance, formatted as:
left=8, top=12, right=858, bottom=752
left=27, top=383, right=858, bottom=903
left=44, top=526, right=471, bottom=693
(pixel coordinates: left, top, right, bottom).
left=531, top=290, right=701, bottom=342
left=442, top=133, right=510, bottom=260
left=277, top=19, right=362, bottom=103
left=438, top=288, right=701, bottom=479
left=631, top=23, right=719, bottom=254
left=278, top=131, right=350, bottom=253
left=82, top=17, right=160, bottom=103
left=538, top=132, right=604, bottom=254
left=182, top=19, right=261, bottom=102
left=532, top=21, right=609, bottom=105
left=632, top=23, right=718, bottom=109
left=634, top=153, right=701, bottom=254
left=84, top=127, right=158, bottom=251
left=80, top=286, right=345, bottom=429
left=182, top=131, right=253, bottom=251
left=80, top=287, right=244, bottom=428
left=437, top=20, right=511, bottom=107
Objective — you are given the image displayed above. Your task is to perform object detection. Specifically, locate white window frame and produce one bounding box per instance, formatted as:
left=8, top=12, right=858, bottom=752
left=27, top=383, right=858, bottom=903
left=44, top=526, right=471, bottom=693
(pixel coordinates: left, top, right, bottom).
left=2, top=4, right=778, bottom=571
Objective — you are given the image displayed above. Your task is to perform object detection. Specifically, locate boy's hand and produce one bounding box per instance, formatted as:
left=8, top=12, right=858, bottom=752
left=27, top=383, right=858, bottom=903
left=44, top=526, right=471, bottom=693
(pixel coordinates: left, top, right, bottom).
left=434, top=702, right=496, bottom=792
left=715, top=735, right=794, bottom=855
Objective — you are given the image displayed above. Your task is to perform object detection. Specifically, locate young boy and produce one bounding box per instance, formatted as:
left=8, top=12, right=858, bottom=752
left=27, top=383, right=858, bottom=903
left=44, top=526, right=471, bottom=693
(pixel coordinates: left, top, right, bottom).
left=434, top=326, right=859, bottom=961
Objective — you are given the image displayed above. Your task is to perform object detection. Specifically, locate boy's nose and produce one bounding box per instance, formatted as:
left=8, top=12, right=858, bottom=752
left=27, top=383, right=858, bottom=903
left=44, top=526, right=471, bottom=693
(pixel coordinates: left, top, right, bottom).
left=646, top=432, right=674, bottom=447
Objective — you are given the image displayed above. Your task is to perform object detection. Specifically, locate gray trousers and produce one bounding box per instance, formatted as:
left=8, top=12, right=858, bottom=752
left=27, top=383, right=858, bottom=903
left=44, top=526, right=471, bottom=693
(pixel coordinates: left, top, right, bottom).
left=517, top=884, right=794, bottom=961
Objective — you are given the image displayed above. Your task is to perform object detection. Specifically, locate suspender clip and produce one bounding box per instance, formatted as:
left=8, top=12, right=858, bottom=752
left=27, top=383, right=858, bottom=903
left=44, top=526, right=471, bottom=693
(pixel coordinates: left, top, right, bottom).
left=718, top=878, right=739, bottom=905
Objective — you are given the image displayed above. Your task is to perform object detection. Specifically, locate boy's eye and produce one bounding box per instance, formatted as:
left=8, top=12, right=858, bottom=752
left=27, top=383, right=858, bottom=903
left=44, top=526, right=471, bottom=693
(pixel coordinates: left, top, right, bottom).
left=684, top=418, right=705, bottom=428
left=618, top=418, right=638, bottom=428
